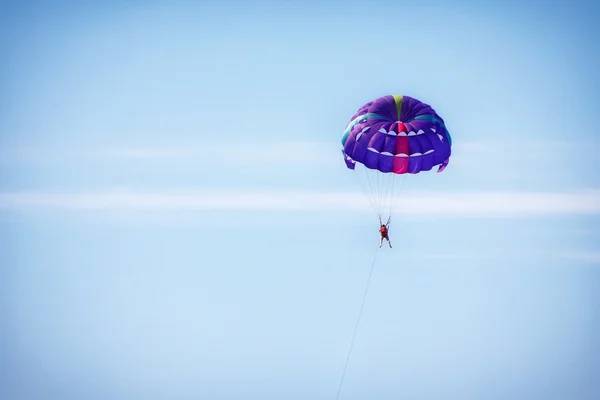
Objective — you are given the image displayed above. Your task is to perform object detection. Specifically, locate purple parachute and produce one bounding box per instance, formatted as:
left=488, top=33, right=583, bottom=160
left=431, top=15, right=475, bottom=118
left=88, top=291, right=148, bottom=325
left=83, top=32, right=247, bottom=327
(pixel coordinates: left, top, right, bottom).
left=341, top=95, right=452, bottom=219
left=341, top=95, right=452, bottom=174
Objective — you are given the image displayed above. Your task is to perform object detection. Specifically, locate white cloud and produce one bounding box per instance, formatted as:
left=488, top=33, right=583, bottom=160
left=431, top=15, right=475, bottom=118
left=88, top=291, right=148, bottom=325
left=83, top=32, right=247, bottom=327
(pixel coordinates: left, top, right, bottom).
left=0, top=141, right=340, bottom=166
left=3, top=140, right=598, bottom=183
left=448, top=140, right=599, bottom=172
left=4, top=139, right=598, bottom=161
left=99, top=141, right=338, bottom=164
left=560, top=252, right=600, bottom=264
left=424, top=253, right=482, bottom=260
left=1, top=189, right=599, bottom=216
left=416, top=250, right=600, bottom=264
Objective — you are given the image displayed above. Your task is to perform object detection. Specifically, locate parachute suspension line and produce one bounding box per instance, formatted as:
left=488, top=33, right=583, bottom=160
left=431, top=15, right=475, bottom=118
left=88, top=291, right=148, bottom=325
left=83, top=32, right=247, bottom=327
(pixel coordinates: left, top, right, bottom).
left=390, top=173, right=408, bottom=219
left=371, top=168, right=381, bottom=218
left=363, top=166, right=377, bottom=214
left=376, top=168, right=385, bottom=221
left=353, top=164, right=408, bottom=223
left=357, top=165, right=379, bottom=215
left=388, top=172, right=396, bottom=220
left=381, top=173, right=386, bottom=218
left=334, top=244, right=380, bottom=400
left=377, top=171, right=383, bottom=218
left=357, top=164, right=379, bottom=219
left=378, top=173, right=385, bottom=222
left=352, top=166, right=377, bottom=216
left=373, top=170, right=405, bottom=224
left=379, top=172, right=385, bottom=221
left=388, top=172, right=397, bottom=221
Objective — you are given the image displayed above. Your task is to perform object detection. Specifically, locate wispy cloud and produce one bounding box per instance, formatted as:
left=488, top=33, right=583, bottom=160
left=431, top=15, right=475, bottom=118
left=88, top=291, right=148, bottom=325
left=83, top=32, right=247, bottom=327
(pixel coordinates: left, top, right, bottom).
left=0, top=141, right=340, bottom=165
left=424, top=253, right=483, bottom=260
left=421, top=250, right=600, bottom=264
left=560, top=251, right=600, bottom=264
left=1, top=189, right=599, bottom=216
left=3, top=140, right=597, bottom=174
left=101, top=141, right=340, bottom=164
left=448, top=140, right=599, bottom=175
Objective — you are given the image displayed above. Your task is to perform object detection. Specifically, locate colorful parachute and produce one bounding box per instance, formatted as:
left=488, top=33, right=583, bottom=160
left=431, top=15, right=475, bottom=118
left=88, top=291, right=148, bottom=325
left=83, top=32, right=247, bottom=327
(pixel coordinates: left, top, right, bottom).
left=341, top=94, right=452, bottom=220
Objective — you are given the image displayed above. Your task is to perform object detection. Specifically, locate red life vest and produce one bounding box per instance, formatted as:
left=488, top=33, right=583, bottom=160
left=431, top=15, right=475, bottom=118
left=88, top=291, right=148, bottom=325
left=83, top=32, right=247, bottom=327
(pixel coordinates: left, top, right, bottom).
left=380, top=226, right=388, bottom=235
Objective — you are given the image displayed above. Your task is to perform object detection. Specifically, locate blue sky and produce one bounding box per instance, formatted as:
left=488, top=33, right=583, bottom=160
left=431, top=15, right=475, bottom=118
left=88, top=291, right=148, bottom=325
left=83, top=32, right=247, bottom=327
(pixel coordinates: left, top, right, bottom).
left=1, top=1, right=599, bottom=399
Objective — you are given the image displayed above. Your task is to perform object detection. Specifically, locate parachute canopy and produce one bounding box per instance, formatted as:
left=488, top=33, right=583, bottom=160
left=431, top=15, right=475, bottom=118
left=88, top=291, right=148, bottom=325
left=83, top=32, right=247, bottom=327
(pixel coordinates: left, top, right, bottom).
left=341, top=95, right=452, bottom=219
left=341, top=94, right=452, bottom=174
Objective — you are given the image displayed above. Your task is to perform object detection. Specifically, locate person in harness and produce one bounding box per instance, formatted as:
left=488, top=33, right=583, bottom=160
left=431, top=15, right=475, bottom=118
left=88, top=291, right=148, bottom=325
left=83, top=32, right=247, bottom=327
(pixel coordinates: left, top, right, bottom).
left=379, top=216, right=392, bottom=248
